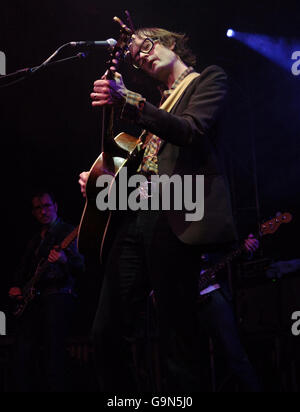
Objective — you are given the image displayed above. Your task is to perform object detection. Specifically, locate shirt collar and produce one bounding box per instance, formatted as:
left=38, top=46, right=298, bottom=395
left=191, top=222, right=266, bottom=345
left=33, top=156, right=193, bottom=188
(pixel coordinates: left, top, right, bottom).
left=162, top=66, right=194, bottom=99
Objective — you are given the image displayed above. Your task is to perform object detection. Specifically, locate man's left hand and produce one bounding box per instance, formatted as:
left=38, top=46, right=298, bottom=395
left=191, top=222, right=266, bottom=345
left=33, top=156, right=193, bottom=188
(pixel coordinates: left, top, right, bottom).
left=48, top=247, right=67, bottom=264
left=91, top=71, right=127, bottom=107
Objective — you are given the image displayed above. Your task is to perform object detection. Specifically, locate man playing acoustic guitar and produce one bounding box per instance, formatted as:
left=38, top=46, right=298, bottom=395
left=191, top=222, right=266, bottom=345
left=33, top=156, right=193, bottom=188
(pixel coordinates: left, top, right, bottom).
left=79, top=28, right=261, bottom=391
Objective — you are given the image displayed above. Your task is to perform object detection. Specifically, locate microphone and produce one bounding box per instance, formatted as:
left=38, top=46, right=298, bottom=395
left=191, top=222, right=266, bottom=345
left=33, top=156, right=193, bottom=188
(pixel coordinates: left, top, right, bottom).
left=69, top=38, right=117, bottom=48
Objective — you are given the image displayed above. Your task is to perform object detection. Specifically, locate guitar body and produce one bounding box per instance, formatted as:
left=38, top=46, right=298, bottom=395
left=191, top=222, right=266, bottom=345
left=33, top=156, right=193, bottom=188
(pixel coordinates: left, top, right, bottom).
left=13, top=288, right=37, bottom=319
left=77, top=133, right=144, bottom=261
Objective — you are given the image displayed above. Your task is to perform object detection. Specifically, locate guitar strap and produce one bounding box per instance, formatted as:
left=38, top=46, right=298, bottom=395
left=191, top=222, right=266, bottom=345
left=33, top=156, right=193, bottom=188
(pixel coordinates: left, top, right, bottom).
left=140, top=71, right=201, bottom=147
left=34, top=218, right=60, bottom=258
left=160, top=71, right=201, bottom=112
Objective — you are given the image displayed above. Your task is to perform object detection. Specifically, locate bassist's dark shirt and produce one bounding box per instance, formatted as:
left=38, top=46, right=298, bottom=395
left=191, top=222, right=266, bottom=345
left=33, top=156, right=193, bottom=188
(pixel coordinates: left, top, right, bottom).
left=13, top=218, right=85, bottom=295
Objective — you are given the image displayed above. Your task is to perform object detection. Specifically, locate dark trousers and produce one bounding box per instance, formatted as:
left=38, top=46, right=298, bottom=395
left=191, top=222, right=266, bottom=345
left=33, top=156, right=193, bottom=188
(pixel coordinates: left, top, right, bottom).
left=93, top=210, right=205, bottom=391
left=13, top=293, right=75, bottom=392
left=197, top=289, right=262, bottom=392
left=92, top=210, right=260, bottom=392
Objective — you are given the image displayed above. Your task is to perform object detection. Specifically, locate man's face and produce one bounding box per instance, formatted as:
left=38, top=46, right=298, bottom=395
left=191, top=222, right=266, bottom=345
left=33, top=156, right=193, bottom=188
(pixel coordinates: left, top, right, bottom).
left=32, top=194, right=58, bottom=226
left=130, top=34, right=177, bottom=80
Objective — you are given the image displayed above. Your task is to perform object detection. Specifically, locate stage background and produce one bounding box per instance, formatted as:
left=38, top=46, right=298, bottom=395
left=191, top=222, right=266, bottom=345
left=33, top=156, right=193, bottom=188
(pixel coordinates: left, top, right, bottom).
left=0, top=0, right=299, bottom=391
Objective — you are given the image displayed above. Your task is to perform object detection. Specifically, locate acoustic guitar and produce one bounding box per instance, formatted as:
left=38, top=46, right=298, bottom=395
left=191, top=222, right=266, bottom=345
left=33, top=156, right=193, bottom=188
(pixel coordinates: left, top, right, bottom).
left=77, top=13, right=137, bottom=261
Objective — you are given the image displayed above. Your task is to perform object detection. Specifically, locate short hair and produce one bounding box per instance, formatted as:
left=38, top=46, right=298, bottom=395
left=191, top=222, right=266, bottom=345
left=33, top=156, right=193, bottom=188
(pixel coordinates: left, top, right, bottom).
left=31, top=190, right=57, bottom=205
left=134, top=27, right=197, bottom=67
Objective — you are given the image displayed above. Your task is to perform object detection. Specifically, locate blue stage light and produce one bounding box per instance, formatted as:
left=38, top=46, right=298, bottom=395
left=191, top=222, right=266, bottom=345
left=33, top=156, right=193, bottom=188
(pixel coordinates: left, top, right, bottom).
left=227, top=29, right=235, bottom=38
left=231, top=31, right=300, bottom=72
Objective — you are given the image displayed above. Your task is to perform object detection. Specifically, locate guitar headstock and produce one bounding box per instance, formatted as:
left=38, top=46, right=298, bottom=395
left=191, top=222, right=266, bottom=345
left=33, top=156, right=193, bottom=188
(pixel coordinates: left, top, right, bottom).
left=105, top=12, right=134, bottom=78
left=260, top=212, right=292, bottom=236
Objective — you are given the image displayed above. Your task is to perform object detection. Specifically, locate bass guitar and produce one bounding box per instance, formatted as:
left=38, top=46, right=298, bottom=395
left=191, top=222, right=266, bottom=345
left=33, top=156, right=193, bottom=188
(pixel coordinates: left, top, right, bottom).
left=13, top=226, right=79, bottom=318
left=198, top=212, right=293, bottom=295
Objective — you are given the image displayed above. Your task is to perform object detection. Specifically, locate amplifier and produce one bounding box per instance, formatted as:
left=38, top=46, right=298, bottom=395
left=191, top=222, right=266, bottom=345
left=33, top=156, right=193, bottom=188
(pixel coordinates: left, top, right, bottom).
left=236, top=258, right=272, bottom=287
left=235, top=269, right=300, bottom=336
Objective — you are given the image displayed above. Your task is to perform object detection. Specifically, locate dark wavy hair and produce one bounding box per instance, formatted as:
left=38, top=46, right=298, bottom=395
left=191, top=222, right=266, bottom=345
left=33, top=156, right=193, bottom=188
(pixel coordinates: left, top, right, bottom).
left=135, top=27, right=197, bottom=67
left=31, top=190, right=57, bottom=206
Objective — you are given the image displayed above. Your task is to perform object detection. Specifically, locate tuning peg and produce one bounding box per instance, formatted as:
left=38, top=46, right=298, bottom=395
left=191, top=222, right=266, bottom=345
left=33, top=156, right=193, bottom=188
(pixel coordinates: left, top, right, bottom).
left=125, top=10, right=135, bottom=32
left=113, top=16, right=132, bottom=34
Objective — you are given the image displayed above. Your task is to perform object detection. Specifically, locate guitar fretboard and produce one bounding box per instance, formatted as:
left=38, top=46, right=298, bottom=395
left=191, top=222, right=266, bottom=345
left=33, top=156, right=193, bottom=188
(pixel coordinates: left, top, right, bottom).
left=198, top=245, right=246, bottom=291
left=60, top=226, right=79, bottom=249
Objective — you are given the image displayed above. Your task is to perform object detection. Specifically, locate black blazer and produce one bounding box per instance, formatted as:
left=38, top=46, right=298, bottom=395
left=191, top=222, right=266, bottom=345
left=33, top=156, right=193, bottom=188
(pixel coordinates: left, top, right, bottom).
left=137, top=65, right=237, bottom=246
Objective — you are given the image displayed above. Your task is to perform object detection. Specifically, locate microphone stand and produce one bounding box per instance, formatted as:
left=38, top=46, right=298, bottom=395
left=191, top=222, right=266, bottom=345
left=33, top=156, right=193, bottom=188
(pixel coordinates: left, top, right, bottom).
left=0, top=47, right=88, bottom=88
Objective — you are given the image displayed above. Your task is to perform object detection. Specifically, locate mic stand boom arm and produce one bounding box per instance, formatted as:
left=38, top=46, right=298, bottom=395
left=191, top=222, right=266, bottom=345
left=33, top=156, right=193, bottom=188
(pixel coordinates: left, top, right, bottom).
left=0, top=43, right=89, bottom=88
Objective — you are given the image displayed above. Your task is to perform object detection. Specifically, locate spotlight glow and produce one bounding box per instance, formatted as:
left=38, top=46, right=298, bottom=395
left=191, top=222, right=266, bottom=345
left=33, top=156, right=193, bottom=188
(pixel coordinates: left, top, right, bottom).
left=227, top=29, right=235, bottom=38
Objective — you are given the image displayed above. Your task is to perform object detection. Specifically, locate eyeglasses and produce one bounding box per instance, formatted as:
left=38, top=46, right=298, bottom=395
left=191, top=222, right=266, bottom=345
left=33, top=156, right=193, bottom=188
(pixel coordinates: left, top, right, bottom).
left=130, top=38, right=157, bottom=69
left=33, top=203, right=55, bottom=212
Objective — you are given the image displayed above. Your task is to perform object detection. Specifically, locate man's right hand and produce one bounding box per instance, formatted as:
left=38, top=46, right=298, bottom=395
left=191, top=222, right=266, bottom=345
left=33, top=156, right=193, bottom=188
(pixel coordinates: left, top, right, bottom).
left=9, top=287, right=23, bottom=301
left=78, top=171, right=89, bottom=198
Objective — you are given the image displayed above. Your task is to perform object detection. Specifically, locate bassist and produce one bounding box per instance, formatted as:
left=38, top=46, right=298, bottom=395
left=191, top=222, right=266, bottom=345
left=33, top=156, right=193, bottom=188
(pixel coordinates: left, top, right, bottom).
left=8, top=191, right=84, bottom=392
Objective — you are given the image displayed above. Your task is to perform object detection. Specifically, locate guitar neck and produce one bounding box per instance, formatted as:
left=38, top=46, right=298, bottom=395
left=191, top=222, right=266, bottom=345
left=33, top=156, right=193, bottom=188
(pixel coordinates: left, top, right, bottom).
left=101, top=106, right=115, bottom=153
left=100, top=18, right=133, bottom=154
left=198, top=243, right=247, bottom=292
left=23, top=226, right=79, bottom=291
left=210, top=244, right=247, bottom=274
left=60, top=226, right=79, bottom=250
left=199, top=212, right=292, bottom=292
